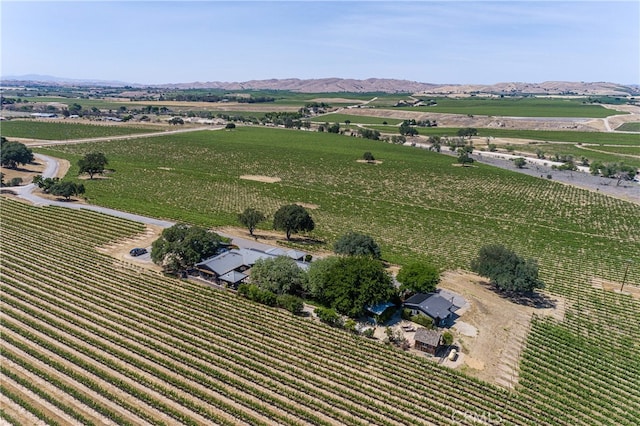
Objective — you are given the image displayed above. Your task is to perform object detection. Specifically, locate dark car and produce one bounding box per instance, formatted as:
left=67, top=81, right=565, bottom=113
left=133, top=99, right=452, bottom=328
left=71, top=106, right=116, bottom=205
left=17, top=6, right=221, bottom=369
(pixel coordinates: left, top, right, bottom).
left=129, top=248, right=148, bottom=257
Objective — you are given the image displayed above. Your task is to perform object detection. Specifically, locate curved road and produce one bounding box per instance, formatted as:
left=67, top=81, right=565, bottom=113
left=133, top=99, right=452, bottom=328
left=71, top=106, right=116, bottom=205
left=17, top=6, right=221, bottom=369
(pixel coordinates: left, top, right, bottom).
left=10, top=153, right=282, bottom=251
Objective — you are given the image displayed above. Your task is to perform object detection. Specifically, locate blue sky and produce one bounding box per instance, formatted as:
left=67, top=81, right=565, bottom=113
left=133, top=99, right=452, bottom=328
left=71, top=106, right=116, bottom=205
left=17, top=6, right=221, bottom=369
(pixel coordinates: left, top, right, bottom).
left=2, top=1, right=639, bottom=85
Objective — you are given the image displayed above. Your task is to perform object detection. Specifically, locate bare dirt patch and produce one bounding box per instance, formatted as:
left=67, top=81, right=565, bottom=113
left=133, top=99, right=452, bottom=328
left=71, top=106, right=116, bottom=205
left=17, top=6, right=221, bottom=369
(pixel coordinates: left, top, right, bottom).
left=356, top=159, right=383, bottom=165
left=436, top=270, right=565, bottom=388
left=239, top=175, right=281, bottom=183
left=0, top=160, right=46, bottom=185
left=295, top=201, right=319, bottom=209
left=96, top=225, right=164, bottom=273
left=591, top=277, right=640, bottom=299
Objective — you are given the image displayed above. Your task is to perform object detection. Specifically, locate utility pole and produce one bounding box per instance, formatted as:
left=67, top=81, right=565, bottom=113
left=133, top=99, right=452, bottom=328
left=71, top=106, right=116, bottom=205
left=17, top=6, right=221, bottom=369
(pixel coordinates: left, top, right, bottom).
left=620, top=260, right=633, bottom=292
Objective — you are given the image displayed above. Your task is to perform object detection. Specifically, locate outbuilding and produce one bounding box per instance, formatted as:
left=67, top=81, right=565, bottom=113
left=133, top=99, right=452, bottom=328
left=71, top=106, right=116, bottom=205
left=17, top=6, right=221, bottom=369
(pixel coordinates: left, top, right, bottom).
left=414, top=328, right=442, bottom=355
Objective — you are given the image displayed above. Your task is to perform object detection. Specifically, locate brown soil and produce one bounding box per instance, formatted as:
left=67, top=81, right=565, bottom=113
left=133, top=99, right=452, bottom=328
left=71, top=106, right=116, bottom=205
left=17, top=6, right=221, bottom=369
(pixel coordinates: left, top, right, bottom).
left=427, top=270, right=564, bottom=388
left=0, top=160, right=47, bottom=185
left=356, top=159, right=383, bottom=165
left=239, top=175, right=281, bottom=183
left=591, top=277, right=640, bottom=299
left=96, top=225, right=164, bottom=273
left=295, top=201, right=319, bottom=209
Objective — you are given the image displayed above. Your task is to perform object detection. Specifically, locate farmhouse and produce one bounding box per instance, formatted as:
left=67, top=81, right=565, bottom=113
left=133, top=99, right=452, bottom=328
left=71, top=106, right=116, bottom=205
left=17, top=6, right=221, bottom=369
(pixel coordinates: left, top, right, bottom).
left=195, top=247, right=309, bottom=287
left=403, top=292, right=458, bottom=327
left=414, top=328, right=443, bottom=355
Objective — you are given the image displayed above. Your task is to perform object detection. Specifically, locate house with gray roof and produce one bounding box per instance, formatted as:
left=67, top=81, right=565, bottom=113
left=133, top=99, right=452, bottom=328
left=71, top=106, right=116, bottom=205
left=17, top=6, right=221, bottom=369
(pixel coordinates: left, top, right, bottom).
left=403, top=292, right=458, bottom=327
left=195, top=247, right=310, bottom=287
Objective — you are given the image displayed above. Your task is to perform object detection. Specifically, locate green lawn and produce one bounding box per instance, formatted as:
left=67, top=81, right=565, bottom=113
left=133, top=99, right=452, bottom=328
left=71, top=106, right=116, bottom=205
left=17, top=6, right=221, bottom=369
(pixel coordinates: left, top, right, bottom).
left=1, top=120, right=162, bottom=140
left=394, top=97, right=624, bottom=118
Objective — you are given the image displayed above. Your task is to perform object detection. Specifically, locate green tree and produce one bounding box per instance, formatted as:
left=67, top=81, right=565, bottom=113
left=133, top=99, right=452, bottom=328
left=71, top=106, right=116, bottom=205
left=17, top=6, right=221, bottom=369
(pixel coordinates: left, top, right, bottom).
left=399, top=121, right=418, bottom=136
left=362, top=152, right=375, bottom=162
left=151, top=224, right=223, bottom=273
left=457, top=148, right=474, bottom=165
left=442, top=331, right=454, bottom=346
left=78, top=152, right=108, bottom=179
left=168, top=117, right=184, bottom=125
left=276, top=294, right=304, bottom=314
left=50, top=181, right=85, bottom=201
left=307, top=256, right=340, bottom=299
left=238, top=207, right=265, bottom=236
left=0, top=138, right=34, bottom=169
left=396, top=262, right=440, bottom=294
left=470, top=244, right=544, bottom=293
left=333, top=232, right=381, bottom=259
left=457, top=127, right=478, bottom=138
left=315, top=306, right=341, bottom=326
left=309, top=256, right=395, bottom=318
left=513, top=157, right=527, bottom=169
left=250, top=256, right=308, bottom=295
left=225, top=122, right=236, bottom=129
left=273, top=204, right=314, bottom=240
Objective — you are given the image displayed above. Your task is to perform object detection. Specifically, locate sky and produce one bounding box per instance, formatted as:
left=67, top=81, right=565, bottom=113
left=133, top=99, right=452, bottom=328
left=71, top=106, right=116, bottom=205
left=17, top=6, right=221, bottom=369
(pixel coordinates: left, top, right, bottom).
left=1, top=1, right=639, bottom=85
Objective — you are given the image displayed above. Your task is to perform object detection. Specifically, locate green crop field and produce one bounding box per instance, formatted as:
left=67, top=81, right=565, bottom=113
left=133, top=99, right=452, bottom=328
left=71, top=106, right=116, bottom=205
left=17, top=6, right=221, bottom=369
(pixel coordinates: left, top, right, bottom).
left=4, top=96, right=135, bottom=110
left=510, top=143, right=640, bottom=168
left=393, top=97, right=625, bottom=118
left=36, top=127, right=640, bottom=278
left=0, top=120, right=162, bottom=140
left=616, top=122, right=640, bottom=132
left=361, top=125, right=640, bottom=146
left=2, top=141, right=639, bottom=424
left=312, top=113, right=403, bottom=125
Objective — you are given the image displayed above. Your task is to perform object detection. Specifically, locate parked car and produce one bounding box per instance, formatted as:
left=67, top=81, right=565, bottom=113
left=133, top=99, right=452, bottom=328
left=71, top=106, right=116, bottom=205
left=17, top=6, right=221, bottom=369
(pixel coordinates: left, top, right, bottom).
left=129, top=248, right=147, bottom=257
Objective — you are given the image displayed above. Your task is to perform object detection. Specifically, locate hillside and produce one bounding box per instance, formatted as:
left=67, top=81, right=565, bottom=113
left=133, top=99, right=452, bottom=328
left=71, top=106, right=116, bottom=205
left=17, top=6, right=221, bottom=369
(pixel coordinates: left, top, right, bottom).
left=3, top=75, right=638, bottom=96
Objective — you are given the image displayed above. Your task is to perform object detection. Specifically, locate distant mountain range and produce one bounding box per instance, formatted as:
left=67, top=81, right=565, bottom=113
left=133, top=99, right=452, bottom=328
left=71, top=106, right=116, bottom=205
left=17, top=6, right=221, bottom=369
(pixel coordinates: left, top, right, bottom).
left=2, top=74, right=638, bottom=96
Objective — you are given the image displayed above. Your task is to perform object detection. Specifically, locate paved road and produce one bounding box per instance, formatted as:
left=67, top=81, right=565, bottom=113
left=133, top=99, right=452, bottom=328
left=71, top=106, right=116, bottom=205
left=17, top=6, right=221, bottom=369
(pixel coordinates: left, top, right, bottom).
left=10, top=154, right=282, bottom=249
left=16, top=126, right=220, bottom=147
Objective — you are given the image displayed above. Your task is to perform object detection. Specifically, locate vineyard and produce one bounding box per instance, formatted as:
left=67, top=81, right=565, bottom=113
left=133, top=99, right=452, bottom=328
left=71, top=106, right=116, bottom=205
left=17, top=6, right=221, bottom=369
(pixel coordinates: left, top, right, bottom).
left=0, top=120, right=161, bottom=140
left=6, top=124, right=640, bottom=425
left=2, top=197, right=638, bottom=425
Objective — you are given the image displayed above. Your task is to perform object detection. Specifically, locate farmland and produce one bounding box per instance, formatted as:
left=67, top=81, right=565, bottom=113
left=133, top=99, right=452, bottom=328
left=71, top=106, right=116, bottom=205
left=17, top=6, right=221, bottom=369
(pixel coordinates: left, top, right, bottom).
left=35, top=127, right=640, bottom=279
left=0, top=120, right=162, bottom=140
left=5, top=116, right=640, bottom=425
left=392, top=97, right=624, bottom=118
left=2, top=196, right=639, bottom=425
left=313, top=113, right=403, bottom=125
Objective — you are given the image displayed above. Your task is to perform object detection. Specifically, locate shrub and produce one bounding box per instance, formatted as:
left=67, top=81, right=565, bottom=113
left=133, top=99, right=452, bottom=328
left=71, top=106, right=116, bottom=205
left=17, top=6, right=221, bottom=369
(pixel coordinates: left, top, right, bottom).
left=276, top=294, right=304, bottom=314
left=315, top=306, right=341, bottom=326
left=411, top=314, right=433, bottom=329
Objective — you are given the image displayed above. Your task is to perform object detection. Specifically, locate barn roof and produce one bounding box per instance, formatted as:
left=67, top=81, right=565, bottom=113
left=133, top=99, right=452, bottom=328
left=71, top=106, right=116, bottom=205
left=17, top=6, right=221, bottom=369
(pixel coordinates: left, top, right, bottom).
left=414, top=328, right=442, bottom=347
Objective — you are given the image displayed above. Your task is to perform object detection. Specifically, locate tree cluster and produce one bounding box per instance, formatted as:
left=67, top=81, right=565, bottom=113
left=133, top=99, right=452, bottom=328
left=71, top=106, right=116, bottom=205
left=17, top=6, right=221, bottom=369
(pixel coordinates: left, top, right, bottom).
left=470, top=244, right=544, bottom=293
left=151, top=224, right=224, bottom=273
left=308, top=256, right=395, bottom=318
left=358, top=128, right=381, bottom=140
left=590, top=162, right=637, bottom=185
left=32, top=175, right=85, bottom=200
left=250, top=256, right=308, bottom=296
left=396, top=262, right=440, bottom=294
left=399, top=121, right=418, bottom=136
left=1, top=137, right=34, bottom=169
